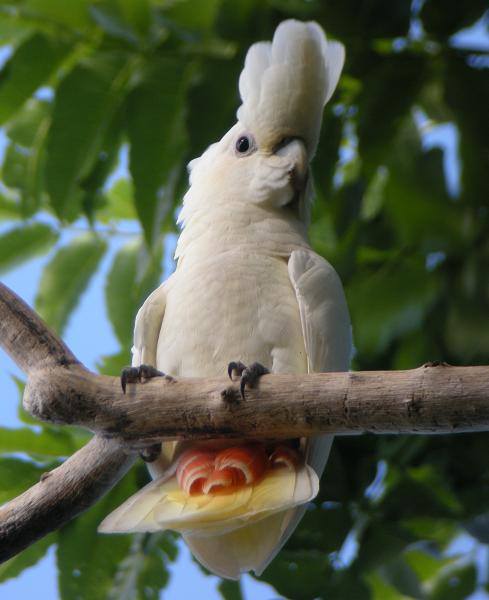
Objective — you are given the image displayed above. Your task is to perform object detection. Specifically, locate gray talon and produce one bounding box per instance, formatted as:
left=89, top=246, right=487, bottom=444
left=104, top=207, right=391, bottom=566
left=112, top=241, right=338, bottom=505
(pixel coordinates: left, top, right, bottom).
left=227, top=361, right=247, bottom=381
left=227, top=361, right=269, bottom=399
left=121, top=364, right=165, bottom=393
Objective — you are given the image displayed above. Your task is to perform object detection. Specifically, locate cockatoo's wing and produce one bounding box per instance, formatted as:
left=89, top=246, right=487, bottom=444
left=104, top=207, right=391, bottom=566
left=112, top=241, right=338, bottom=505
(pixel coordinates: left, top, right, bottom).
left=275, top=248, right=352, bottom=553
left=131, top=282, right=167, bottom=367
left=237, top=19, right=345, bottom=156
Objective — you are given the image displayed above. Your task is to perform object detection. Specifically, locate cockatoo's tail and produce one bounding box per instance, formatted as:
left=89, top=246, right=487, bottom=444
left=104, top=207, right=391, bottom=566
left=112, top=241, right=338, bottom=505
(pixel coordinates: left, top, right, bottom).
left=98, top=442, right=318, bottom=537
left=176, top=444, right=301, bottom=496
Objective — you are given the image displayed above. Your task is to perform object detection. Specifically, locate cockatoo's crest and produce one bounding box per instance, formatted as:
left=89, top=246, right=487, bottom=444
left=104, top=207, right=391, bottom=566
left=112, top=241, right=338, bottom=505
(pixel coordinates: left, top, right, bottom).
left=237, top=19, right=344, bottom=156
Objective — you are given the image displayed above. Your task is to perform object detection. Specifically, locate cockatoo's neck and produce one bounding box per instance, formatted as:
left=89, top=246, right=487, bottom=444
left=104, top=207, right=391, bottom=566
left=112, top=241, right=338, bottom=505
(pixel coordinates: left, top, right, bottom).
left=174, top=201, right=310, bottom=264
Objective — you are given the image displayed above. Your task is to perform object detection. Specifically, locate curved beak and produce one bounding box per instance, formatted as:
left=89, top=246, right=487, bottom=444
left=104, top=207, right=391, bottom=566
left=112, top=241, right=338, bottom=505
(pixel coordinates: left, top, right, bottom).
left=274, top=137, right=309, bottom=193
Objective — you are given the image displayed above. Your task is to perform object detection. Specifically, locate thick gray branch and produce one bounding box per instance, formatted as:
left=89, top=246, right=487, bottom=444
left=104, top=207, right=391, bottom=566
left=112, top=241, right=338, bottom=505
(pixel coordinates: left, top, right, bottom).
left=23, top=363, right=489, bottom=446
left=0, top=282, right=78, bottom=372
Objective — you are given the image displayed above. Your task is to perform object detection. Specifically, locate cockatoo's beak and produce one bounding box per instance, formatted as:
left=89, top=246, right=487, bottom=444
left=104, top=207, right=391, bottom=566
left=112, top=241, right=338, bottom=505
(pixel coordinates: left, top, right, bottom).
left=274, top=137, right=309, bottom=202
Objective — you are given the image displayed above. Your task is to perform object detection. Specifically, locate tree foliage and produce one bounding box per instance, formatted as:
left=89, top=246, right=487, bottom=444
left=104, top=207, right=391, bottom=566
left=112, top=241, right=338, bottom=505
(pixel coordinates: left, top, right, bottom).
left=0, top=0, right=488, bottom=598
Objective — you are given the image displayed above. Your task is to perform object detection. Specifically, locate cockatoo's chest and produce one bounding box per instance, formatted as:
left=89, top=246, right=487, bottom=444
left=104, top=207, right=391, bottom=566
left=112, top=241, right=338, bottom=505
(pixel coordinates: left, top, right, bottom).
left=156, top=251, right=307, bottom=377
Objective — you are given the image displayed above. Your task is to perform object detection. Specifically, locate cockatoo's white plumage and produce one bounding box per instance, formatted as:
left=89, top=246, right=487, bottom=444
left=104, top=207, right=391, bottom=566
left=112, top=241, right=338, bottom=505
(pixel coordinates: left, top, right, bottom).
left=99, top=19, right=351, bottom=580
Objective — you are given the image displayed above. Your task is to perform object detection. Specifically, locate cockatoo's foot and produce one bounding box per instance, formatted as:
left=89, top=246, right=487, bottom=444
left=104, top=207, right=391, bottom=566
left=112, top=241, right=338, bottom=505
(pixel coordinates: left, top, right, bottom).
left=120, top=364, right=166, bottom=394
left=227, top=361, right=270, bottom=399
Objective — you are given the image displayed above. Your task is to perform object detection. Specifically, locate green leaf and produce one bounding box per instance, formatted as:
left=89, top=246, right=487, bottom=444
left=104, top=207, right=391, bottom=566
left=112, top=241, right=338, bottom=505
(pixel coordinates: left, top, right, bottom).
left=0, top=426, right=79, bottom=457
left=24, top=0, right=91, bottom=30
left=0, top=32, right=69, bottom=125
left=98, top=178, right=137, bottom=223
left=365, top=571, right=411, bottom=600
left=428, top=562, right=477, bottom=600
left=127, top=59, right=190, bottom=246
left=0, top=534, right=55, bottom=583
left=164, top=0, right=221, bottom=31
left=105, top=238, right=163, bottom=346
left=2, top=106, right=51, bottom=216
left=0, top=457, right=42, bottom=503
left=97, top=348, right=131, bottom=376
left=57, top=470, right=139, bottom=600
left=360, top=166, right=389, bottom=221
left=357, top=54, right=426, bottom=172
left=35, top=233, right=107, bottom=334
left=0, top=194, right=22, bottom=220
left=347, top=257, right=439, bottom=356
left=0, top=222, right=58, bottom=274
left=5, top=99, right=51, bottom=148
left=218, top=579, right=243, bottom=600
left=109, top=533, right=176, bottom=600
left=45, top=54, right=130, bottom=219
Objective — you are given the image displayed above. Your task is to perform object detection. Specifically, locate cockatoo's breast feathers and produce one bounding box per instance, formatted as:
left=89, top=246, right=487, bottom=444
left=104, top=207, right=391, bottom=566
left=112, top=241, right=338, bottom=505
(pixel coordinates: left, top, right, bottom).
left=237, top=20, right=345, bottom=157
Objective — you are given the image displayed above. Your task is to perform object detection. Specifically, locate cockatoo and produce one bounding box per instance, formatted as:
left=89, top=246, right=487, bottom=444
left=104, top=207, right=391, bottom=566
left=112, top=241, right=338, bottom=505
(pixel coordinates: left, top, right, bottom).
left=99, top=19, right=352, bottom=580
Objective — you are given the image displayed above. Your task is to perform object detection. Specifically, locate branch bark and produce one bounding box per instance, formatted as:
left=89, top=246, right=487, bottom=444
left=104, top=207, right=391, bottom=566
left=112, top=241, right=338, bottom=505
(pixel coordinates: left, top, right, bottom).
left=22, top=363, right=489, bottom=444
left=1, top=282, right=488, bottom=564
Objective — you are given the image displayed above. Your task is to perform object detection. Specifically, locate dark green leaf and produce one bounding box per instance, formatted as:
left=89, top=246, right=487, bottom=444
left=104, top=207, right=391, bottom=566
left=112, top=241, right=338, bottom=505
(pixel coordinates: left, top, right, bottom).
left=218, top=579, right=243, bottom=600
left=127, top=59, right=191, bottom=246
left=347, top=257, right=439, bottom=356
left=0, top=222, right=58, bottom=274
left=429, top=562, right=477, bottom=600
left=45, top=54, right=130, bottom=219
left=35, top=233, right=107, bottom=334
left=0, top=32, right=69, bottom=125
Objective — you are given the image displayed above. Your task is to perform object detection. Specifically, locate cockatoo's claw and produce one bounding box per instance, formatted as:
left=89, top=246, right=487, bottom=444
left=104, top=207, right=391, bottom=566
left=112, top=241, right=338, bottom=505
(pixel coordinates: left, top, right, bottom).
left=120, top=364, right=165, bottom=394
left=240, top=363, right=269, bottom=399
left=227, top=361, right=247, bottom=381
left=226, top=361, right=269, bottom=399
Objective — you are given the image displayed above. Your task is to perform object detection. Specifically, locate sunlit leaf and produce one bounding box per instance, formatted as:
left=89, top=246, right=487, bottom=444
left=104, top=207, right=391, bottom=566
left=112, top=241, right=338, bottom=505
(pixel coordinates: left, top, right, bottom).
left=0, top=426, right=80, bottom=457
left=0, top=456, right=53, bottom=503
left=0, top=32, right=69, bottom=125
left=45, top=54, right=130, bottom=219
left=0, top=222, right=58, bottom=274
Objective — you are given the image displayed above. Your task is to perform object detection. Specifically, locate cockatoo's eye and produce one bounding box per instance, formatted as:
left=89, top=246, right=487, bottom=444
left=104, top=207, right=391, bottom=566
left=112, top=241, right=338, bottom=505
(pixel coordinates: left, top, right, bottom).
left=235, top=134, right=255, bottom=156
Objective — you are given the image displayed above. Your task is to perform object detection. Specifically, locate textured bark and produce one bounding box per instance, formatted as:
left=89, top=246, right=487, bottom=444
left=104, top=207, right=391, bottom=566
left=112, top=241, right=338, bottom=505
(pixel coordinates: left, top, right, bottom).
left=22, top=362, right=489, bottom=445
left=1, top=282, right=488, bottom=564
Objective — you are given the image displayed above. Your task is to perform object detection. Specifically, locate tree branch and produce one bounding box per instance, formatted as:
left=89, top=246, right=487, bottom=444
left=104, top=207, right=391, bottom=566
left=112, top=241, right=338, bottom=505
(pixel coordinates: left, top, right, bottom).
left=22, top=363, right=489, bottom=445
left=1, top=282, right=488, bottom=564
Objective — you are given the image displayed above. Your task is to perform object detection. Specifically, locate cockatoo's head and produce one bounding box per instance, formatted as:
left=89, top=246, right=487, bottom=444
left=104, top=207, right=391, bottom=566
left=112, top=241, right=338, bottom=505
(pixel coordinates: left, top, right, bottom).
left=178, top=19, right=344, bottom=232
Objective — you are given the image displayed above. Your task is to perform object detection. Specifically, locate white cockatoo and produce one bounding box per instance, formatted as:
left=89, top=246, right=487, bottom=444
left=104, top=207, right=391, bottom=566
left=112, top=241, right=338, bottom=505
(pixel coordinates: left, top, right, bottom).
left=99, top=19, right=352, bottom=580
